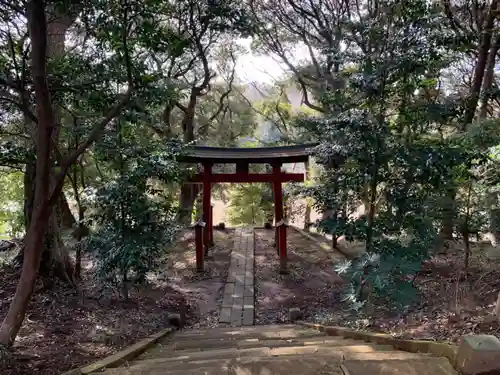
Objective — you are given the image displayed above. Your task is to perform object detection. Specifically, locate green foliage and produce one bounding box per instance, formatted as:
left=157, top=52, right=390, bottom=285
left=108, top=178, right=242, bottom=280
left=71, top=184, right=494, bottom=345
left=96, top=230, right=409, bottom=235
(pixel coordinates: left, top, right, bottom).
left=227, top=183, right=273, bottom=226
left=87, top=119, right=184, bottom=298
left=0, top=171, right=24, bottom=237
left=295, top=0, right=475, bottom=309
left=226, top=141, right=273, bottom=226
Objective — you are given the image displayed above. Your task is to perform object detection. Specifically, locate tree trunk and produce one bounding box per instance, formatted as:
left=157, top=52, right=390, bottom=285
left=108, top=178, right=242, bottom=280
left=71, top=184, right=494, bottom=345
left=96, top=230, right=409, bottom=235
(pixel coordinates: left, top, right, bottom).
left=13, top=1, right=77, bottom=283
left=494, top=291, right=500, bottom=316
left=178, top=183, right=201, bottom=225
left=461, top=0, right=499, bottom=130
left=479, top=36, right=500, bottom=245
left=440, top=185, right=456, bottom=240
left=0, top=0, right=56, bottom=346
left=23, top=155, right=36, bottom=229
left=177, top=96, right=200, bottom=224
left=303, top=200, right=312, bottom=231
left=41, top=195, right=76, bottom=286
left=70, top=162, right=87, bottom=279
left=23, top=169, right=74, bottom=230
left=42, top=4, right=76, bottom=282
left=16, top=4, right=77, bottom=283
left=16, top=175, right=76, bottom=284
left=58, top=192, right=76, bottom=229
left=487, top=193, right=500, bottom=246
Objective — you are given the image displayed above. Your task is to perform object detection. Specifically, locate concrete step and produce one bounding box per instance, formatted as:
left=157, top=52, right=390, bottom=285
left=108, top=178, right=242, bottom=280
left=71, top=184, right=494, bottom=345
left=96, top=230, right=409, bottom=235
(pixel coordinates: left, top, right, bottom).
left=172, top=326, right=322, bottom=341
left=139, top=335, right=374, bottom=358
left=140, top=341, right=395, bottom=360
left=101, top=366, right=223, bottom=375
left=343, top=351, right=433, bottom=360
left=101, top=356, right=456, bottom=375
left=101, top=355, right=346, bottom=375
left=342, top=357, right=457, bottom=375
left=135, top=345, right=337, bottom=363
left=136, top=343, right=407, bottom=366
left=96, top=324, right=458, bottom=375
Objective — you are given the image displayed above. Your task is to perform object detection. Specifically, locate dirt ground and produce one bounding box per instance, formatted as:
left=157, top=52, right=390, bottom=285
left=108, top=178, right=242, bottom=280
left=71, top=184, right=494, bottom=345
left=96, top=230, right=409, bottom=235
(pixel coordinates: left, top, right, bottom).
left=3, top=225, right=500, bottom=374
left=0, top=229, right=233, bottom=375
left=255, top=228, right=500, bottom=343
left=254, top=228, right=345, bottom=325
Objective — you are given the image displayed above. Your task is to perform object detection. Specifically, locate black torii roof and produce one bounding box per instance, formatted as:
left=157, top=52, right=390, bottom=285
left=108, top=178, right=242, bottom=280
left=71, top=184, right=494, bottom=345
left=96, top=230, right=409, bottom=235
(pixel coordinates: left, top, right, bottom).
left=179, top=144, right=317, bottom=164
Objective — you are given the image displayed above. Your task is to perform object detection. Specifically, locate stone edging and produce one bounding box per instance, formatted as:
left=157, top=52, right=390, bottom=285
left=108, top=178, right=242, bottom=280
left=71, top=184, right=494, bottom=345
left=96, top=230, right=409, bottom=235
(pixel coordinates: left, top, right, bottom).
left=296, top=321, right=459, bottom=368
left=61, top=328, right=173, bottom=375
left=289, top=225, right=352, bottom=258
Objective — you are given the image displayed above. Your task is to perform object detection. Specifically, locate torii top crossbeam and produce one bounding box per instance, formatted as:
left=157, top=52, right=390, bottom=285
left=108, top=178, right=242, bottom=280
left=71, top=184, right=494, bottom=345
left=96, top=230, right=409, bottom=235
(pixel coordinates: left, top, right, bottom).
left=180, top=144, right=315, bottom=164
left=180, top=144, right=315, bottom=183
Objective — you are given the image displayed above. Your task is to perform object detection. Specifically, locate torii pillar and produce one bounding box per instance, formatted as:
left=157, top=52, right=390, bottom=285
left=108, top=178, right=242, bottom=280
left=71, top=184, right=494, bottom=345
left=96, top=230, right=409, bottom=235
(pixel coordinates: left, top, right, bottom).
left=272, top=163, right=284, bottom=251
left=202, top=162, right=213, bottom=255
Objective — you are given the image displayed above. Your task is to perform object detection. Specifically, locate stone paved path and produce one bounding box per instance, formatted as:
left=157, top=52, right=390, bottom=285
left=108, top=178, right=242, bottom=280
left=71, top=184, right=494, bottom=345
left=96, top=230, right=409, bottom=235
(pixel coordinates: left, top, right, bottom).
left=219, top=227, right=254, bottom=326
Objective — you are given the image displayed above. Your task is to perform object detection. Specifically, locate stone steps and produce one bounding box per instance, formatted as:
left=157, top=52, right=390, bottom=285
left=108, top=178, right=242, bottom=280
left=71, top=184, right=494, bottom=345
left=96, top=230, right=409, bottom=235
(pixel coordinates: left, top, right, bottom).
left=139, top=336, right=369, bottom=355
left=151, top=326, right=325, bottom=342
left=139, top=342, right=403, bottom=362
left=100, top=325, right=458, bottom=375
left=343, top=358, right=457, bottom=375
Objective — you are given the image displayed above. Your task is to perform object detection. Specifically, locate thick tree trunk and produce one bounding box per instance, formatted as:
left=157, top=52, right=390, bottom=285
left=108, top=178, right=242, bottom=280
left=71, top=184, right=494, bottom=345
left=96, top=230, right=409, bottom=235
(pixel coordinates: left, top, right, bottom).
left=177, top=98, right=200, bottom=224
left=0, top=0, right=55, bottom=346
left=178, top=183, right=201, bottom=225
left=16, top=4, right=77, bottom=283
left=478, top=36, right=500, bottom=245
left=13, top=2, right=76, bottom=285
left=16, top=170, right=76, bottom=284
left=39, top=212, right=76, bottom=287
left=58, top=192, right=76, bottom=229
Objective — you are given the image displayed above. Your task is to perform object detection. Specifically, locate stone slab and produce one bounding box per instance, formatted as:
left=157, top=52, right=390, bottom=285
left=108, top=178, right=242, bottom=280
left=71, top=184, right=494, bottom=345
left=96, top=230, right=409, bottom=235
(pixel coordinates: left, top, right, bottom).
left=227, top=358, right=343, bottom=374
left=230, top=307, right=242, bottom=320
left=232, top=297, right=243, bottom=307
left=342, top=358, right=456, bottom=375
left=243, top=286, right=254, bottom=297
left=224, top=283, right=235, bottom=294
left=456, top=335, right=500, bottom=375
left=242, top=309, right=254, bottom=326
left=219, top=307, right=231, bottom=323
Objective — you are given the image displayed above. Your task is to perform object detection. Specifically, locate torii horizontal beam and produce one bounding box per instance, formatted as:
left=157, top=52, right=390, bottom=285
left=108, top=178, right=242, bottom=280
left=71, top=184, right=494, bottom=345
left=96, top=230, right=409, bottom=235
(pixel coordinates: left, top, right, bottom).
left=189, top=172, right=305, bottom=184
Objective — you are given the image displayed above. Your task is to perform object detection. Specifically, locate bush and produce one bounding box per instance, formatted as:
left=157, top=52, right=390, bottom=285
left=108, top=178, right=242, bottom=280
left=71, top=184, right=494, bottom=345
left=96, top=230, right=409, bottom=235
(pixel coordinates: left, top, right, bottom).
left=88, top=137, right=183, bottom=299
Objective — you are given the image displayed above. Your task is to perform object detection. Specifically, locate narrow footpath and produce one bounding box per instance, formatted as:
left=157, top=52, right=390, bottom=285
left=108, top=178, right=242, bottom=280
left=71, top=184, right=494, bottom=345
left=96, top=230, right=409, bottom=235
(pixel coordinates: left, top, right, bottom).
left=219, top=227, right=255, bottom=326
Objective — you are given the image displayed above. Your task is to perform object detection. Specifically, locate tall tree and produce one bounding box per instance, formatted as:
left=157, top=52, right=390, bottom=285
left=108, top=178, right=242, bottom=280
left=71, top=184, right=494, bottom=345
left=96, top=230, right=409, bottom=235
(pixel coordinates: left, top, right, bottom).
left=442, top=0, right=500, bottom=241
left=0, top=0, right=187, bottom=345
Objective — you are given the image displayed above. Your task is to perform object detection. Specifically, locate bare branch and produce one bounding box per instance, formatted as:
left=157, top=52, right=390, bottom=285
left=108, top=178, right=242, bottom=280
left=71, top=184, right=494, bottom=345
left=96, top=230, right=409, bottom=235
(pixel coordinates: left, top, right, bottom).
left=208, top=49, right=236, bottom=123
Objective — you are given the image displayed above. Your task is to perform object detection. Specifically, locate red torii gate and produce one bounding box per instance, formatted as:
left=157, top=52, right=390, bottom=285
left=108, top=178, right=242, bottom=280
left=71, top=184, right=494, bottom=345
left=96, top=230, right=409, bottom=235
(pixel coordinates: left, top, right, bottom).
left=181, top=144, right=314, bottom=274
